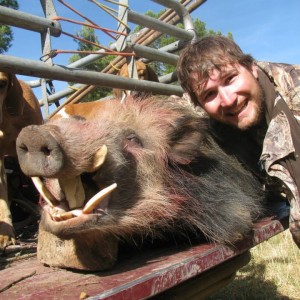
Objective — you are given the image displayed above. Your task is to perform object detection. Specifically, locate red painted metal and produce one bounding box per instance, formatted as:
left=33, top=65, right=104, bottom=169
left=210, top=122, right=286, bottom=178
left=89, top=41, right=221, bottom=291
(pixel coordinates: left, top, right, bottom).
left=0, top=216, right=287, bottom=300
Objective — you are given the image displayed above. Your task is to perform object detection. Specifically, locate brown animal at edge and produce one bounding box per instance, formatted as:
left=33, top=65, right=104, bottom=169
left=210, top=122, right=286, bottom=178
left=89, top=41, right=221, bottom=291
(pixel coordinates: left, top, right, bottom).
left=16, top=96, right=265, bottom=271
left=52, top=61, right=158, bottom=120
left=0, top=71, right=43, bottom=249
left=52, top=101, right=107, bottom=121
left=113, top=61, right=159, bottom=100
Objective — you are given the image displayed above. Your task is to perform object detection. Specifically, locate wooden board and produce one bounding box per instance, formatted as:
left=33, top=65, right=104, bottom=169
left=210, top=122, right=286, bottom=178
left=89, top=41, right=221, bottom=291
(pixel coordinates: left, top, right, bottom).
left=0, top=216, right=287, bottom=300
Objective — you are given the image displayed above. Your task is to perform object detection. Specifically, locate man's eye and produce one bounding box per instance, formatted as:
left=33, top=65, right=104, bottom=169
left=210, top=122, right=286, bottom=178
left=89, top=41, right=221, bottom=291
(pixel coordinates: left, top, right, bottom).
left=225, top=74, right=236, bottom=84
left=203, top=90, right=217, bottom=102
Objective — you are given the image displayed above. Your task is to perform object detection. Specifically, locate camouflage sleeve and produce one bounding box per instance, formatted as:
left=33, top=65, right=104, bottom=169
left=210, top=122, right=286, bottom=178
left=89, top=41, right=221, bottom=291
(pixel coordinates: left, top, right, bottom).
left=257, top=61, right=300, bottom=121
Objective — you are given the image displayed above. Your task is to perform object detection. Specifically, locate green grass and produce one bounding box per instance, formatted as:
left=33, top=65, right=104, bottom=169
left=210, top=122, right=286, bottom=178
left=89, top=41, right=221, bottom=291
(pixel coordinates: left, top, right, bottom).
left=207, top=231, right=300, bottom=300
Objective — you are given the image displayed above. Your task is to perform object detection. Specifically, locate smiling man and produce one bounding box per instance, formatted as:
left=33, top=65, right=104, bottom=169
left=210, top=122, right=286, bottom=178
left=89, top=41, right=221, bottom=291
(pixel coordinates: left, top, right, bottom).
left=177, top=35, right=300, bottom=246
left=191, top=63, right=263, bottom=129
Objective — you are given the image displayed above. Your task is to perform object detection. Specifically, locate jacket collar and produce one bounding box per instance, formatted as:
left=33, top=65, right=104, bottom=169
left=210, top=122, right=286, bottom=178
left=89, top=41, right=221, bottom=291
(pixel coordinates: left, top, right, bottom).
left=257, top=67, right=277, bottom=124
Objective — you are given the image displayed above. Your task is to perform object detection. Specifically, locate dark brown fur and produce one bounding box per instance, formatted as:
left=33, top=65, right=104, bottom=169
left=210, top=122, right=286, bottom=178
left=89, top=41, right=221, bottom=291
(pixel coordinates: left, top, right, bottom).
left=17, top=97, right=265, bottom=247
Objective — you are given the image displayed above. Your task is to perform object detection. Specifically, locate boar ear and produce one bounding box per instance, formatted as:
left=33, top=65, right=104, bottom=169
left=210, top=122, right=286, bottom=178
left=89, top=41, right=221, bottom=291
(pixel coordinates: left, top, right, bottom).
left=88, top=145, right=108, bottom=172
left=169, top=117, right=206, bottom=165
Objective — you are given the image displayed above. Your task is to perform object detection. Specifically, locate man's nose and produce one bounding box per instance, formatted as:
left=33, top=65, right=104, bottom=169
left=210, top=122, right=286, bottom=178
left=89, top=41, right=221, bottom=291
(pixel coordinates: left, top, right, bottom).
left=219, top=87, right=236, bottom=107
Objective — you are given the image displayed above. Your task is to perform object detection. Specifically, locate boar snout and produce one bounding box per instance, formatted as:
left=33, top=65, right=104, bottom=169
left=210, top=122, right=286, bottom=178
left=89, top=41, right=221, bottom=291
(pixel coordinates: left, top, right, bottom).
left=16, top=125, right=64, bottom=177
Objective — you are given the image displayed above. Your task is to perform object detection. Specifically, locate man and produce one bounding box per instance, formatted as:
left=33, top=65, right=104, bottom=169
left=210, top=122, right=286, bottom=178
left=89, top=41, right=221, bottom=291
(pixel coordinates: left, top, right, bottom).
left=176, top=35, right=300, bottom=246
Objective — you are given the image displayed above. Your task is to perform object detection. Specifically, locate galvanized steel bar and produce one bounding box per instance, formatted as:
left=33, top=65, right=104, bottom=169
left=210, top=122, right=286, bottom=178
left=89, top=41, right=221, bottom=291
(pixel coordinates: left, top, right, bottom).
left=153, top=0, right=196, bottom=37
left=128, top=10, right=194, bottom=41
left=159, top=72, right=178, bottom=84
left=131, top=44, right=179, bottom=66
left=0, top=5, right=61, bottom=37
left=116, top=0, right=129, bottom=52
left=45, top=84, right=85, bottom=105
left=0, top=0, right=200, bottom=105
left=0, top=55, right=184, bottom=102
left=40, top=0, right=59, bottom=117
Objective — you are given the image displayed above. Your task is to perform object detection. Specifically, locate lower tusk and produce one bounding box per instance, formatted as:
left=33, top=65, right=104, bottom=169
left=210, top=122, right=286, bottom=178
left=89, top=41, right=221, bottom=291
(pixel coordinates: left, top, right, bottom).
left=83, top=183, right=117, bottom=214
left=59, top=211, right=74, bottom=220
left=32, top=177, right=58, bottom=208
left=59, top=209, right=83, bottom=220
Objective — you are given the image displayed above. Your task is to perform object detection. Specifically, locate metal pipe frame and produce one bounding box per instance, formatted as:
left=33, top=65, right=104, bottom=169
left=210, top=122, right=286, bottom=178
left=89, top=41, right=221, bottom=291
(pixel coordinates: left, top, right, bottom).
left=128, top=10, right=194, bottom=41
left=0, top=5, right=61, bottom=37
left=152, top=0, right=196, bottom=37
left=0, top=55, right=184, bottom=103
left=0, top=0, right=196, bottom=106
left=30, top=38, right=186, bottom=102
left=131, top=44, right=179, bottom=66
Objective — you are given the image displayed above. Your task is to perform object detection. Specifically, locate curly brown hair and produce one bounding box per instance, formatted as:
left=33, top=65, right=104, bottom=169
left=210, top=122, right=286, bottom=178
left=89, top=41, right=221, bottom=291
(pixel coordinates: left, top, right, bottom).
left=176, top=36, right=255, bottom=106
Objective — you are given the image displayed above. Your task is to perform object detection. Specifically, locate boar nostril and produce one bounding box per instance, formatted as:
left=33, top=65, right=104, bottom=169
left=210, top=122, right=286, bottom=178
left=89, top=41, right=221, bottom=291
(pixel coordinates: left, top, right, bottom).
left=41, top=146, right=51, bottom=156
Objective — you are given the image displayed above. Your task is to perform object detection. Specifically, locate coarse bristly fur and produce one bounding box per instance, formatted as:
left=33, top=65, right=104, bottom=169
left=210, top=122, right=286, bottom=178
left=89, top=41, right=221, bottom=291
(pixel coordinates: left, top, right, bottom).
left=17, top=96, right=266, bottom=247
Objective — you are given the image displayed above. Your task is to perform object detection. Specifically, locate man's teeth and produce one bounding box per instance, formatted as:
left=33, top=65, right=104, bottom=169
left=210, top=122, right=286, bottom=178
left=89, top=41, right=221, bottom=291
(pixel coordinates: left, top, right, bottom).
left=228, top=102, right=247, bottom=116
left=31, top=177, right=117, bottom=221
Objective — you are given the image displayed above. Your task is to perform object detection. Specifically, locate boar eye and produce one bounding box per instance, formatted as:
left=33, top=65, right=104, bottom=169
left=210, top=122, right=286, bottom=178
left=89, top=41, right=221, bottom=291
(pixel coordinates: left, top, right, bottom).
left=126, top=133, right=143, bottom=147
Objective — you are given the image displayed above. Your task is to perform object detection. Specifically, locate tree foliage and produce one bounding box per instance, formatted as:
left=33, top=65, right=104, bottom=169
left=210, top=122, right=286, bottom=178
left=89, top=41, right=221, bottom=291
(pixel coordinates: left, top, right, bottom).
left=69, top=9, right=233, bottom=99
left=0, top=0, right=19, bottom=54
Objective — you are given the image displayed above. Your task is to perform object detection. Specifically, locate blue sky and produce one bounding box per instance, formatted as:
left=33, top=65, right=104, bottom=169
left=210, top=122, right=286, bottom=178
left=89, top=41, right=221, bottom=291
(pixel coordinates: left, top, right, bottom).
left=197, top=0, right=300, bottom=64
left=5, top=0, right=300, bottom=102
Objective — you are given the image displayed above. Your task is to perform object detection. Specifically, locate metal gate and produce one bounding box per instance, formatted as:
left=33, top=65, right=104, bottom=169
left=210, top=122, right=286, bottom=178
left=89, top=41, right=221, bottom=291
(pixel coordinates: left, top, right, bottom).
left=0, top=0, right=205, bottom=117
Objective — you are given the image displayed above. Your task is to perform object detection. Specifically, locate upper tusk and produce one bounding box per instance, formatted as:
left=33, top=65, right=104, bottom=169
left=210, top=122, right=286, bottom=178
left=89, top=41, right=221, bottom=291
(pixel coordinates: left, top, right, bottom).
left=32, top=177, right=59, bottom=207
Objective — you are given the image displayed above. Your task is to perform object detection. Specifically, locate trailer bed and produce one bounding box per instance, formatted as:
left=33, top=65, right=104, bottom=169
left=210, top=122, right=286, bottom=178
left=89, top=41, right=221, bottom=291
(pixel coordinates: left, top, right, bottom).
left=0, top=215, right=287, bottom=300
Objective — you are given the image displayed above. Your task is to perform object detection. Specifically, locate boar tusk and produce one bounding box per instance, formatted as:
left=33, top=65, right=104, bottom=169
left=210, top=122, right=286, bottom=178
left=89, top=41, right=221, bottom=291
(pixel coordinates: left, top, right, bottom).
left=88, top=145, right=108, bottom=172
left=59, top=176, right=85, bottom=210
left=59, top=211, right=74, bottom=220
left=50, top=208, right=83, bottom=222
left=32, top=177, right=58, bottom=208
left=83, top=183, right=117, bottom=214
left=59, top=209, right=83, bottom=220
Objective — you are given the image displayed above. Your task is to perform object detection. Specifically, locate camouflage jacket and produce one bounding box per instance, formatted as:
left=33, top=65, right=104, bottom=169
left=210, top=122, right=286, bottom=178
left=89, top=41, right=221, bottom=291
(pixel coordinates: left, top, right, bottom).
left=257, top=61, right=300, bottom=245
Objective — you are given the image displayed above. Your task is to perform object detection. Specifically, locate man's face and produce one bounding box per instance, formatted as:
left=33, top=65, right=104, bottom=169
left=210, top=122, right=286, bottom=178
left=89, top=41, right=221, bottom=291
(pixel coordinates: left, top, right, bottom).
left=192, top=64, right=263, bottom=130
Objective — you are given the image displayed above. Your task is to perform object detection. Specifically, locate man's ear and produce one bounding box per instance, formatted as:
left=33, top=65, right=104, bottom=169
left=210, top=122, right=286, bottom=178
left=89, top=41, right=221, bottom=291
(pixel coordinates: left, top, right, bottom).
left=251, top=63, right=259, bottom=79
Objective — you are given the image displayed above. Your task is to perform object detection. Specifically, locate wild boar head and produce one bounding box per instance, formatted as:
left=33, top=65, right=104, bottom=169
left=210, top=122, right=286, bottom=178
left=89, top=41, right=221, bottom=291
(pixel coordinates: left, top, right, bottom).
left=16, top=96, right=265, bottom=270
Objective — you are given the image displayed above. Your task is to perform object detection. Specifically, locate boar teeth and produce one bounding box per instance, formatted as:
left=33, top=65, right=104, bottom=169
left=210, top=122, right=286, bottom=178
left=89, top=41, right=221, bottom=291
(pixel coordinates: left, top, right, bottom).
left=51, top=209, right=83, bottom=222
left=58, top=211, right=74, bottom=220
left=51, top=209, right=71, bottom=221
left=59, top=176, right=85, bottom=210
left=83, top=183, right=117, bottom=214
left=32, top=177, right=58, bottom=208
